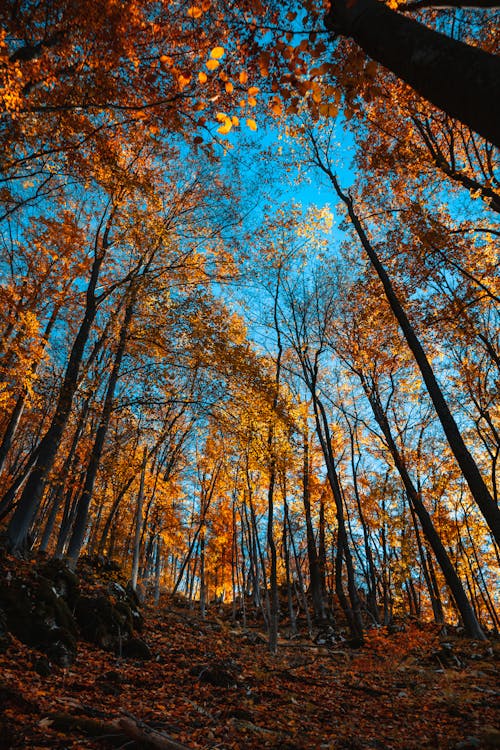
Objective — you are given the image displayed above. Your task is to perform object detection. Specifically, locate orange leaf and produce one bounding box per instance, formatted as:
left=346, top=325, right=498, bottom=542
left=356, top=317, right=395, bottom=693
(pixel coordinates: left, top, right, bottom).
left=210, top=46, right=225, bottom=59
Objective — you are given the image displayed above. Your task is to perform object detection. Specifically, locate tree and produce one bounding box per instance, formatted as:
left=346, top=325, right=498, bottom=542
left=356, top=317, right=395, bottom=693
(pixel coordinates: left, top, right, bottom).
left=325, top=0, right=500, bottom=146
left=305, top=132, right=500, bottom=546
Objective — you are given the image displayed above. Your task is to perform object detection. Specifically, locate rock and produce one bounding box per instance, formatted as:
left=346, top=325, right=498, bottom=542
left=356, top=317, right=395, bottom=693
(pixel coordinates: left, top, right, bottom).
left=0, top=577, right=77, bottom=664
left=115, top=601, right=134, bottom=631
left=96, top=671, right=123, bottom=695
left=126, top=581, right=144, bottom=606
left=432, top=643, right=463, bottom=668
left=387, top=622, right=406, bottom=634
left=198, top=661, right=238, bottom=688
left=107, top=582, right=127, bottom=599
left=99, top=669, right=123, bottom=683
left=121, top=637, right=152, bottom=660
left=36, top=559, right=80, bottom=606
left=229, top=708, right=254, bottom=722
left=46, top=638, right=76, bottom=668
left=480, top=727, right=500, bottom=748
left=455, top=738, right=481, bottom=749
left=75, top=595, right=127, bottom=649
left=0, top=608, right=11, bottom=653
left=314, top=625, right=338, bottom=646
left=33, top=655, right=52, bottom=677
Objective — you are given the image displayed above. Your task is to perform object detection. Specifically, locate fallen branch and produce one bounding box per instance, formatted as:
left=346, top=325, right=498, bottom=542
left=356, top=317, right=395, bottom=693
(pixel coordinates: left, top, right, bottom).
left=117, top=717, right=193, bottom=750
left=44, top=713, right=193, bottom=750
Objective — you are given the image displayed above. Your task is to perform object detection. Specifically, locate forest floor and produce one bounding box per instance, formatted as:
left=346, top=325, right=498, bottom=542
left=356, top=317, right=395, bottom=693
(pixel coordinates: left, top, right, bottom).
left=0, top=558, right=499, bottom=750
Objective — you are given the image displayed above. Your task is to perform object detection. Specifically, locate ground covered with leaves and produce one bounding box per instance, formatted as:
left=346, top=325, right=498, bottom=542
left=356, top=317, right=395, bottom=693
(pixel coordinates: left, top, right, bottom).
left=0, top=556, right=498, bottom=750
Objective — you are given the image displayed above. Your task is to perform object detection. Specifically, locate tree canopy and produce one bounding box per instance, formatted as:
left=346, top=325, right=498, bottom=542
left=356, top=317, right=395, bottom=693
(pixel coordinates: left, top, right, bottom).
left=0, top=0, right=498, bottom=654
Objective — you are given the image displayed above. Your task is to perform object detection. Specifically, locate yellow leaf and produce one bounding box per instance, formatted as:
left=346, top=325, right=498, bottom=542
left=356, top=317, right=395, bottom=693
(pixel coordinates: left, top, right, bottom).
left=225, top=82, right=234, bottom=93
left=239, top=71, right=248, bottom=84
left=206, top=59, right=219, bottom=71
left=216, top=112, right=228, bottom=122
left=246, top=118, right=257, bottom=131
left=210, top=46, right=225, bottom=59
left=248, top=86, right=259, bottom=96
left=271, top=97, right=282, bottom=116
left=178, top=73, right=191, bottom=90
left=247, top=96, right=257, bottom=107
left=198, top=71, right=208, bottom=83
left=231, top=115, right=240, bottom=126
left=187, top=6, right=203, bottom=17
left=217, top=122, right=232, bottom=134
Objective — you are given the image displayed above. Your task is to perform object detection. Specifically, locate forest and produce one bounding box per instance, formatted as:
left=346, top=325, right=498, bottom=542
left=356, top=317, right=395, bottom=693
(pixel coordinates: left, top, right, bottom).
left=0, top=0, right=498, bottom=748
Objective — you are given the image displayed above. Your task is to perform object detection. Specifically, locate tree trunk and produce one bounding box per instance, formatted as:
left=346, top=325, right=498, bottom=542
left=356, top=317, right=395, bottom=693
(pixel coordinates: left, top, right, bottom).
left=316, top=162, right=500, bottom=546
left=302, top=430, right=327, bottom=622
left=65, top=286, right=137, bottom=566
left=5, top=220, right=111, bottom=552
left=360, top=373, right=485, bottom=639
left=324, top=0, right=500, bottom=147
left=131, top=447, right=147, bottom=591
left=0, top=304, right=60, bottom=476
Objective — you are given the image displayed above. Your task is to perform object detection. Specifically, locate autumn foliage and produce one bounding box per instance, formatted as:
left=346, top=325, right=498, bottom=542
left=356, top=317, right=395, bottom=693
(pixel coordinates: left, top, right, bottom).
left=0, top=0, right=498, bottom=746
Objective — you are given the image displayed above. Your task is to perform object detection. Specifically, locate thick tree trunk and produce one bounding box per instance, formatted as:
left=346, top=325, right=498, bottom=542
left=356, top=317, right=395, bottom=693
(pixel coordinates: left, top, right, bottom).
left=325, top=0, right=500, bottom=147
left=39, top=394, right=93, bottom=553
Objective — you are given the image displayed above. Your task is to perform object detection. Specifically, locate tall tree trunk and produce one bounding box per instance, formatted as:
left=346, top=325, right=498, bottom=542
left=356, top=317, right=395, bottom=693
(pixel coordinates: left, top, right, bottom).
left=66, top=286, right=137, bottom=567
left=314, top=159, right=500, bottom=546
left=324, top=0, right=500, bottom=147
left=131, top=447, right=148, bottom=591
left=360, top=373, right=485, bottom=639
left=5, top=214, right=113, bottom=552
left=302, top=429, right=327, bottom=622
left=0, top=304, right=60, bottom=476
left=314, top=389, right=364, bottom=641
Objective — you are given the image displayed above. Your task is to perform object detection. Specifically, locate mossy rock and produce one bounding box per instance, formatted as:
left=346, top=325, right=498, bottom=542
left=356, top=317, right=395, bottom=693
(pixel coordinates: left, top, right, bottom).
left=37, top=559, right=80, bottom=606
left=0, top=579, right=39, bottom=645
left=121, top=636, right=152, bottom=660
left=0, top=608, right=11, bottom=653
left=46, top=637, right=76, bottom=667
left=0, top=577, right=78, bottom=663
left=33, top=579, right=77, bottom=635
left=75, top=595, right=133, bottom=650
left=114, top=601, right=134, bottom=632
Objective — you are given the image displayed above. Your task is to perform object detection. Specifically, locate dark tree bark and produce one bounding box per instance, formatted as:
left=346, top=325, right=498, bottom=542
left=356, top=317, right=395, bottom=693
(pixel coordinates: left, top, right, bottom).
left=0, top=303, right=60, bottom=476
left=359, top=371, right=486, bottom=639
left=310, top=148, right=500, bottom=546
left=65, top=284, right=137, bottom=567
left=5, top=209, right=114, bottom=552
left=302, top=430, right=327, bottom=621
left=325, top=0, right=500, bottom=147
